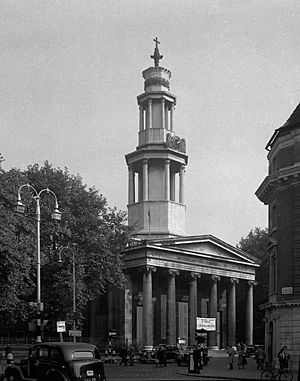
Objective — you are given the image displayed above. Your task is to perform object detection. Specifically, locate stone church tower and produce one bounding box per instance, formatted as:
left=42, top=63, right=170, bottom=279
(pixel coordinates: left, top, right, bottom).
left=125, top=38, right=188, bottom=239
left=256, top=103, right=300, bottom=366
left=88, top=40, right=259, bottom=352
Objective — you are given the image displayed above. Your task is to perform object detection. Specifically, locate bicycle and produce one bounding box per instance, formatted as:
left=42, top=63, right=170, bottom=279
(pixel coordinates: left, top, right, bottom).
left=261, top=362, right=293, bottom=380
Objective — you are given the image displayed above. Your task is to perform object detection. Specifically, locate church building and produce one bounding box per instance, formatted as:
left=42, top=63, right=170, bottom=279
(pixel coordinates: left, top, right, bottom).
left=89, top=40, right=259, bottom=350
left=256, top=103, right=300, bottom=366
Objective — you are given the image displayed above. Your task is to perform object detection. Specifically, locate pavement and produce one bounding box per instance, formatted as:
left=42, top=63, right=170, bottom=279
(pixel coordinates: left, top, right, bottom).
left=104, top=351, right=269, bottom=381
left=104, top=350, right=300, bottom=381
left=1, top=348, right=298, bottom=381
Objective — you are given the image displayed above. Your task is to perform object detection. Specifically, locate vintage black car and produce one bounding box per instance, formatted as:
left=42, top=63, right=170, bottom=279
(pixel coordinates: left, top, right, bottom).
left=4, top=342, right=106, bottom=381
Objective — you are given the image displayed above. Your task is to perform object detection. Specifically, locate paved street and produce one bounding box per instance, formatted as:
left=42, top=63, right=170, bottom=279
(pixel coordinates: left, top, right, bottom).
left=105, top=355, right=268, bottom=381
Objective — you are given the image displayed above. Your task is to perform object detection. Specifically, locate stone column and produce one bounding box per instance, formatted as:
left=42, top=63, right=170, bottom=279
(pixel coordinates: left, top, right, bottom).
left=125, top=274, right=133, bottom=344
left=142, top=266, right=156, bottom=347
left=167, top=269, right=179, bottom=345
left=142, top=159, right=148, bottom=201
left=189, top=272, right=201, bottom=346
left=170, top=104, right=174, bottom=131
left=165, top=105, right=169, bottom=130
left=170, top=172, right=175, bottom=201
left=179, top=165, right=185, bottom=204
left=245, top=281, right=256, bottom=345
left=147, top=99, right=152, bottom=129
left=139, top=105, right=144, bottom=131
left=208, top=275, right=220, bottom=349
left=227, top=278, right=239, bottom=347
left=161, top=99, right=165, bottom=129
left=164, top=159, right=170, bottom=201
left=128, top=166, right=135, bottom=204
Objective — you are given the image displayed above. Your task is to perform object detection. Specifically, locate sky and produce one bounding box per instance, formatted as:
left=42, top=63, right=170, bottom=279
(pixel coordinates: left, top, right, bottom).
left=1, top=0, right=300, bottom=246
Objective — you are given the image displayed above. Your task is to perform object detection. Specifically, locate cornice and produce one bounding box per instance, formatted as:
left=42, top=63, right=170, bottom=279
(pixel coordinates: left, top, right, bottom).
left=256, top=163, right=300, bottom=204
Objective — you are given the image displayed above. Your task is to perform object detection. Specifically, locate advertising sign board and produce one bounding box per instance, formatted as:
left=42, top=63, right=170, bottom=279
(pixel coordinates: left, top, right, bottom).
left=196, top=317, right=216, bottom=331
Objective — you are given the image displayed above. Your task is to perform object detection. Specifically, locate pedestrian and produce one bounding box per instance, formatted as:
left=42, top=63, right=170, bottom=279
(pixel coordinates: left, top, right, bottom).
left=155, top=346, right=161, bottom=367
left=226, top=346, right=235, bottom=370
left=193, top=345, right=201, bottom=373
left=5, top=346, right=13, bottom=365
left=277, top=346, right=290, bottom=370
left=119, top=345, right=128, bottom=366
left=255, top=345, right=266, bottom=370
left=128, top=345, right=135, bottom=366
left=160, top=346, right=167, bottom=367
left=237, top=348, right=247, bottom=370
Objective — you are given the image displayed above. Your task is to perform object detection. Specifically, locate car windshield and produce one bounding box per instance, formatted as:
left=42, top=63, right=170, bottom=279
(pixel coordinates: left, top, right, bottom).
left=73, top=351, right=94, bottom=359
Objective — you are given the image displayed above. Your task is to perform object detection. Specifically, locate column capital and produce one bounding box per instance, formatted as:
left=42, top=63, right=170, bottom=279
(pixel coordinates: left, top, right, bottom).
left=165, top=159, right=170, bottom=165
left=144, top=265, right=157, bottom=273
left=143, top=158, right=149, bottom=164
left=248, top=280, right=258, bottom=287
left=211, top=275, right=220, bottom=282
left=168, top=269, right=179, bottom=277
left=190, top=272, right=201, bottom=279
left=230, top=277, right=239, bottom=284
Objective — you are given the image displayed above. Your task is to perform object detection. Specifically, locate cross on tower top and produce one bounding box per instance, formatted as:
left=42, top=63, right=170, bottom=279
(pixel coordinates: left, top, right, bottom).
left=151, top=37, right=163, bottom=67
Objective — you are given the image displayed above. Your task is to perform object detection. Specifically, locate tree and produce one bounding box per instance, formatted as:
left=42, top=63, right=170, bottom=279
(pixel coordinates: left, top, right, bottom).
left=236, top=227, right=269, bottom=344
left=0, top=161, right=131, bottom=333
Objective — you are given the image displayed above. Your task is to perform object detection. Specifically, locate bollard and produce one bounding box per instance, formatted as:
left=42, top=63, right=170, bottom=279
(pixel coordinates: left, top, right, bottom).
left=104, top=350, right=108, bottom=363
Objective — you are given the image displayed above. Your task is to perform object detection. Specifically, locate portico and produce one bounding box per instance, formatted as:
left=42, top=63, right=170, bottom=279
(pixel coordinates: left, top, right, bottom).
left=123, top=235, right=258, bottom=349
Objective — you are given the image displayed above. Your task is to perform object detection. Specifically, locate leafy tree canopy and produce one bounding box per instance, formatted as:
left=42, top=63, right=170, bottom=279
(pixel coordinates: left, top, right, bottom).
left=0, top=160, right=131, bottom=328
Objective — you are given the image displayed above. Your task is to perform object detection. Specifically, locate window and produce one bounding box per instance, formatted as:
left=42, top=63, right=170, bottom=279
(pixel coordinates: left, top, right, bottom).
left=73, top=351, right=94, bottom=359
left=50, top=348, right=62, bottom=362
left=38, top=347, right=49, bottom=361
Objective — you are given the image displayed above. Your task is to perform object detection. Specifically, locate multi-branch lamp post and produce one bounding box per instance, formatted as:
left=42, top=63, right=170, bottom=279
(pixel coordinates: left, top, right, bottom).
left=58, top=246, right=77, bottom=342
left=15, top=184, right=61, bottom=343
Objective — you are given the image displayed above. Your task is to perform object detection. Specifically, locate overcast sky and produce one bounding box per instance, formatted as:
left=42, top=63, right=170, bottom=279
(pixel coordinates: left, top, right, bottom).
left=1, top=0, right=300, bottom=246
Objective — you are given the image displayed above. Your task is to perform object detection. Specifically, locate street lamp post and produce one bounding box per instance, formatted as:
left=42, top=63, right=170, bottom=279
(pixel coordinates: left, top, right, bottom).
left=15, top=183, right=61, bottom=343
left=58, top=246, right=77, bottom=342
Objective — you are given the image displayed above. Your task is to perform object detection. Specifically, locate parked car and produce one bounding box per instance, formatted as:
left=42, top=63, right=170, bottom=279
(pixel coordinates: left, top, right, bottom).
left=4, top=342, right=106, bottom=381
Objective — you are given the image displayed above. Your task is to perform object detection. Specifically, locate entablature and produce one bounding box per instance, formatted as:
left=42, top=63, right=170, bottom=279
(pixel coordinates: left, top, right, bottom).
left=256, top=163, right=300, bottom=204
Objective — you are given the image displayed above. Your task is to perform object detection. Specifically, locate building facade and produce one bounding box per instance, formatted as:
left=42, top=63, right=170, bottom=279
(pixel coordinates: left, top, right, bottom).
left=256, top=104, right=300, bottom=366
left=88, top=41, right=259, bottom=350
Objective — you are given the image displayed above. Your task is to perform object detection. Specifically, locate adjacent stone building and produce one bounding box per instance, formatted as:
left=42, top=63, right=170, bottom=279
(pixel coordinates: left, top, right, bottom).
left=88, top=41, right=259, bottom=350
left=256, top=103, right=300, bottom=365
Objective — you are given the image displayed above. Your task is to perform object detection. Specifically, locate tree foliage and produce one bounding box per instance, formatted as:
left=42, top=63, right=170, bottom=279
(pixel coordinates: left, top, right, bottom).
left=237, top=227, right=269, bottom=344
left=0, top=161, right=131, bottom=331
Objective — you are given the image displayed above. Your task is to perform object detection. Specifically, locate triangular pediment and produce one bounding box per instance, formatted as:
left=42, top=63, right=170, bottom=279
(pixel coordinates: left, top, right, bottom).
left=148, top=234, right=259, bottom=266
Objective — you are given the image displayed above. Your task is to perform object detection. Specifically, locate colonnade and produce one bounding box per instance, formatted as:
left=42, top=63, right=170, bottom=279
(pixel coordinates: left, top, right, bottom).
left=139, top=99, right=175, bottom=131
left=127, top=161, right=185, bottom=205
left=136, top=266, right=255, bottom=348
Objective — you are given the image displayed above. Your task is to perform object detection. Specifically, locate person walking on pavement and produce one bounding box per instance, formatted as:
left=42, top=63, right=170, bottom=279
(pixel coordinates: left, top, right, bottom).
left=128, top=345, right=135, bottom=366
left=237, top=347, right=247, bottom=370
left=193, top=345, right=201, bottom=373
left=226, top=346, right=235, bottom=370
left=277, top=346, right=290, bottom=370
left=119, top=345, right=128, bottom=366
left=255, top=345, right=266, bottom=370
left=160, top=346, right=167, bottom=367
